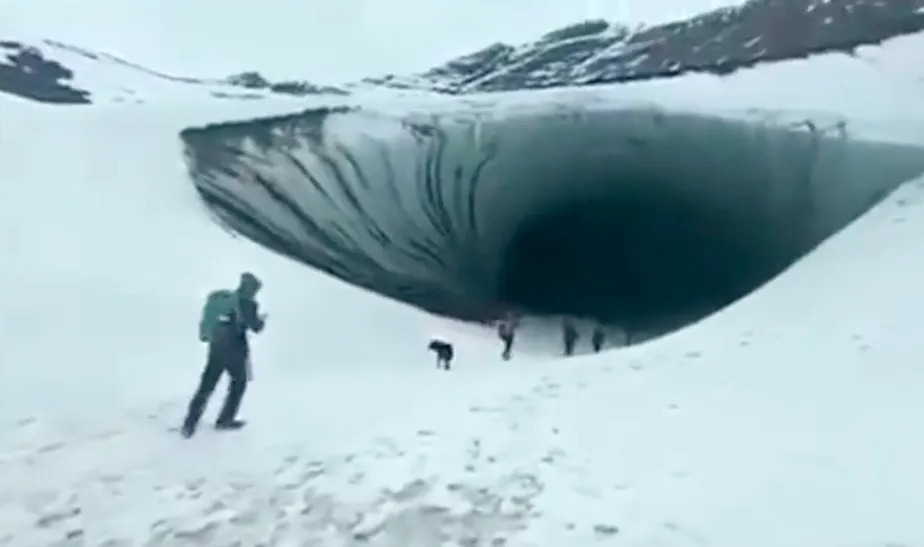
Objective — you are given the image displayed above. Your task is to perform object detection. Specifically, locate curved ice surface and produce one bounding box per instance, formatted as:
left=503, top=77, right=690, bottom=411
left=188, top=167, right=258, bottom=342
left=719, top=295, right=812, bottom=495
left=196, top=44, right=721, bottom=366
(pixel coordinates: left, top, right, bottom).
left=182, top=101, right=924, bottom=336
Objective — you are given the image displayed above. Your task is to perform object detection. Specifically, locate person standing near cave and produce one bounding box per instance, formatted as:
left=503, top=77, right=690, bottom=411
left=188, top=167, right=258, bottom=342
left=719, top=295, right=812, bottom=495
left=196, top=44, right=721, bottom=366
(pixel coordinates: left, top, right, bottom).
left=497, top=311, right=520, bottom=360
left=562, top=318, right=579, bottom=356
left=591, top=324, right=606, bottom=353
left=182, top=272, right=267, bottom=438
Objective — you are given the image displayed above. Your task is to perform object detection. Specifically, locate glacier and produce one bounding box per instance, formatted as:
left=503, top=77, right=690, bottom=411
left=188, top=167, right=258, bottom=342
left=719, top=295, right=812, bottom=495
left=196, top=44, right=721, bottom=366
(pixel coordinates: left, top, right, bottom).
left=171, top=0, right=924, bottom=335
left=181, top=96, right=924, bottom=335
left=2, top=0, right=924, bottom=545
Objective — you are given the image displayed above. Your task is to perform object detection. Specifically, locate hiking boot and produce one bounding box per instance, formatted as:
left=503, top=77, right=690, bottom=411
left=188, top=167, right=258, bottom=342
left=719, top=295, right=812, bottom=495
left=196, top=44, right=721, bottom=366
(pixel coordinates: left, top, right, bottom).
left=215, top=419, right=247, bottom=430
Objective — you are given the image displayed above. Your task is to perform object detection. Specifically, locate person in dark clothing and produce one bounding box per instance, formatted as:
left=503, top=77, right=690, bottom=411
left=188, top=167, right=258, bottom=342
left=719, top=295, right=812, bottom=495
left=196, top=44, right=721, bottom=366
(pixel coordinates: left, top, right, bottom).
left=428, top=339, right=454, bottom=370
left=591, top=325, right=606, bottom=353
left=563, top=319, right=579, bottom=357
left=182, top=272, right=266, bottom=438
left=497, top=312, right=519, bottom=360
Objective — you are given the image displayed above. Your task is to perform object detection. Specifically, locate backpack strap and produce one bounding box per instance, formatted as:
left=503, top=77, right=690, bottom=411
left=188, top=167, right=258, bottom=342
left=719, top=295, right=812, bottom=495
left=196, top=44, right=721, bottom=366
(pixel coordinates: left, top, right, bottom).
left=228, top=290, right=246, bottom=331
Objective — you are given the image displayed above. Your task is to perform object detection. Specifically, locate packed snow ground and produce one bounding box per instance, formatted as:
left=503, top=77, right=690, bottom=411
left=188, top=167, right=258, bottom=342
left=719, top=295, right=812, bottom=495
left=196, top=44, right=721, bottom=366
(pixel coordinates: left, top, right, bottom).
left=3, top=96, right=924, bottom=547
left=0, top=99, right=563, bottom=545
left=3, top=1, right=924, bottom=544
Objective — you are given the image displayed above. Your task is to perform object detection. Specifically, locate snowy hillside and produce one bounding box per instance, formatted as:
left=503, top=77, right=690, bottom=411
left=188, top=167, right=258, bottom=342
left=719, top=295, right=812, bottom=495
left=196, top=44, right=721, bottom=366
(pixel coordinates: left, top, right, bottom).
left=0, top=39, right=346, bottom=104
left=3, top=0, right=924, bottom=104
left=2, top=0, right=924, bottom=545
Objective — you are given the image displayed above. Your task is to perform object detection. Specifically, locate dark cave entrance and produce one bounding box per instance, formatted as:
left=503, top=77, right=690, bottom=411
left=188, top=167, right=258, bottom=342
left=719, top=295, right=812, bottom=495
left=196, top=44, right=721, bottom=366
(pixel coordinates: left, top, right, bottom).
left=495, top=185, right=795, bottom=335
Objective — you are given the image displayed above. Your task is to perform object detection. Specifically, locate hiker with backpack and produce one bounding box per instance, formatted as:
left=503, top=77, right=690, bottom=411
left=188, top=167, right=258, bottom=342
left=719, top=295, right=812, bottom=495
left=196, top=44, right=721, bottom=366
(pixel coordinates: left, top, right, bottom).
left=181, top=272, right=267, bottom=438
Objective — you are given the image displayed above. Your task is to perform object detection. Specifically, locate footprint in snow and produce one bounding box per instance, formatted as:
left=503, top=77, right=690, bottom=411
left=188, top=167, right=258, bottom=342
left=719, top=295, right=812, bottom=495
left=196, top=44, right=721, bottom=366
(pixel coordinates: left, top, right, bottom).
left=386, top=478, right=431, bottom=502
left=470, top=405, right=505, bottom=414
left=95, top=473, right=124, bottom=485
left=273, top=455, right=300, bottom=477
left=541, top=447, right=566, bottom=464
left=173, top=521, right=220, bottom=543
left=851, top=334, right=871, bottom=352
left=35, top=506, right=80, bottom=530
left=36, top=442, right=65, bottom=454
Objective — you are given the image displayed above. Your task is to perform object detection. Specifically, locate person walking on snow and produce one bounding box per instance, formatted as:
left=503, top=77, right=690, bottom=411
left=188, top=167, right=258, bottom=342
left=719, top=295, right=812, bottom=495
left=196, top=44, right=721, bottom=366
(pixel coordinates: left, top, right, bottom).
left=562, top=318, right=579, bottom=356
left=591, top=324, right=606, bottom=353
left=181, top=272, right=267, bottom=438
left=497, top=311, right=520, bottom=360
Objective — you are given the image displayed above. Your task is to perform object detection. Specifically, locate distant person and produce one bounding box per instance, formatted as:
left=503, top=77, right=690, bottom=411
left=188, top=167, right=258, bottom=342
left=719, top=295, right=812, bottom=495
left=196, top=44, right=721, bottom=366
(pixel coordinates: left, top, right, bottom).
left=497, top=311, right=520, bottom=360
left=428, top=338, right=454, bottom=370
left=563, top=318, right=579, bottom=356
left=181, top=272, right=267, bottom=438
left=591, top=325, right=606, bottom=353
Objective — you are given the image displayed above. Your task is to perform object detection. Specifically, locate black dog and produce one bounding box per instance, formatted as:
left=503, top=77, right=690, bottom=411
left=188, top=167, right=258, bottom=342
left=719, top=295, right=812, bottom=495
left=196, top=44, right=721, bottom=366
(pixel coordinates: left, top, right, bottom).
left=428, top=339, right=454, bottom=370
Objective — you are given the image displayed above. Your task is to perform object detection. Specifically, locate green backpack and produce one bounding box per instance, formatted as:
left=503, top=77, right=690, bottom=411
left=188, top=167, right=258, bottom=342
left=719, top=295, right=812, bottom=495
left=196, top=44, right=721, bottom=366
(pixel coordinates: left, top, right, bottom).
left=198, top=289, right=241, bottom=342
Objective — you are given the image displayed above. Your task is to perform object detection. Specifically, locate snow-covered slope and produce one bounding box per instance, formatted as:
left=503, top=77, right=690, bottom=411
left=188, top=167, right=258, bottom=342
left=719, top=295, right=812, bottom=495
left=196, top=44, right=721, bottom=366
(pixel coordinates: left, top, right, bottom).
left=0, top=38, right=346, bottom=105
left=369, top=0, right=924, bottom=93
left=0, top=98, right=551, bottom=544
left=2, top=0, right=924, bottom=545
left=3, top=0, right=923, bottom=105
left=2, top=102, right=923, bottom=544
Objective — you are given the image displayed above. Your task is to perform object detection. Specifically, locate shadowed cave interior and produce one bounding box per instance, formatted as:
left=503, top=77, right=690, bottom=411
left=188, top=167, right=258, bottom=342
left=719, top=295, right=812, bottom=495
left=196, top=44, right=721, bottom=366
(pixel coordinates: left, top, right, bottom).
left=497, top=187, right=791, bottom=334
left=182, top=106, right=924, bottom=345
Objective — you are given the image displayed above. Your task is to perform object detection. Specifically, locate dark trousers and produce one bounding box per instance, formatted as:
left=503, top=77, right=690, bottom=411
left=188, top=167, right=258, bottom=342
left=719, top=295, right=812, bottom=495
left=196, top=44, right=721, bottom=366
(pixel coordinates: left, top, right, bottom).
left=564, top=334, right=577, bottom=356
left=501, top=334, right=514, bottom=360
left=183, top=343, right=248, bottom=429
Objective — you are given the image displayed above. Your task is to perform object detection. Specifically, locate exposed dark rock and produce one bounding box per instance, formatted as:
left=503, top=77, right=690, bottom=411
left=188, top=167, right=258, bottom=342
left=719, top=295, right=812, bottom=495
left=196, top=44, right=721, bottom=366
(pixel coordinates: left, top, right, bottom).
left=396, top=0, right=924, bottom=93
left=226, top=70, right=348, bottom=96
left=0, top=40, right=346, bottom=104
left=0, top=41, right=90, bottom=104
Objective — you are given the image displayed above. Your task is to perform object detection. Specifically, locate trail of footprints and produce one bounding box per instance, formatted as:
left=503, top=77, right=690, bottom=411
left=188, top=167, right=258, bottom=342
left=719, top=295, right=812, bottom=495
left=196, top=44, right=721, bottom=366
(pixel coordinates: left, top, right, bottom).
left=8, top=341, right=905, bottom=545
left=4, top=368, right=647, bottom=545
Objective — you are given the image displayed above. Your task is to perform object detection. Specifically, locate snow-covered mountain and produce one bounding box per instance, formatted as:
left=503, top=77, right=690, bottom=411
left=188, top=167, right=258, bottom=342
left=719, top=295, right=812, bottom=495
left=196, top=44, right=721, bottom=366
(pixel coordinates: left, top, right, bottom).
left=366, top=0, right=924, bottom=93
left=2, top=0, right=924, bottom=545
left=3, top=0, right=923, bottom=104
left=0, top=38, right=347, bottom=104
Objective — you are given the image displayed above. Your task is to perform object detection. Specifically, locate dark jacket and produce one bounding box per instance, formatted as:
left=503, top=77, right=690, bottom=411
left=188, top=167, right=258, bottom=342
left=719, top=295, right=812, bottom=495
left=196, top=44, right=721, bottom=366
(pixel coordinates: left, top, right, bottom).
left=213, top=293, right=265, bottom=355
